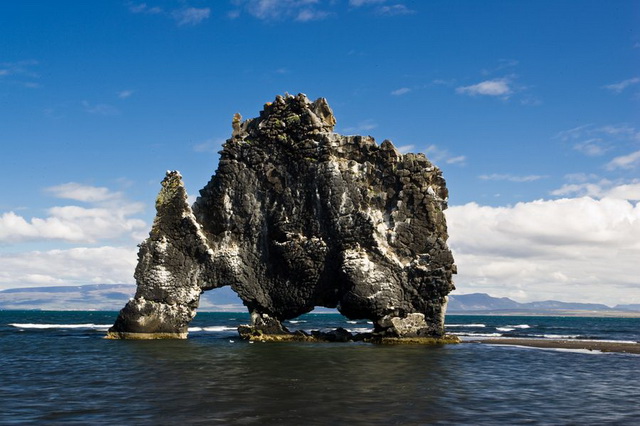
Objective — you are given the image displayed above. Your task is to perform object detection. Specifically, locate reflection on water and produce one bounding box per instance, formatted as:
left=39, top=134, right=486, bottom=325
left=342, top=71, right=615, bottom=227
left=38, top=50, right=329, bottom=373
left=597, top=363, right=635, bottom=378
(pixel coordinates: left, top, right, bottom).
left=1, top=311, right=639, bottom=425
left=122, top=340, right=457, bottom=424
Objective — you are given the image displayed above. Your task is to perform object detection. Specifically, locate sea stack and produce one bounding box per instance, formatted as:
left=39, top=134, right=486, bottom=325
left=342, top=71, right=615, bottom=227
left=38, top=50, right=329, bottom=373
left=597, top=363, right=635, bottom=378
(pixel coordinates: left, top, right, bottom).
left=108, top=94, right=456, bottom=341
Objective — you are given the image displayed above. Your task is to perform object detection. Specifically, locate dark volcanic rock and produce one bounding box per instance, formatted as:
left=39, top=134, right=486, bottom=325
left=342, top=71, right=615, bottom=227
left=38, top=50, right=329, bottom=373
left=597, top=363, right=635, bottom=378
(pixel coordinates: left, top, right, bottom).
left=108, top=94, right=456, bottom=340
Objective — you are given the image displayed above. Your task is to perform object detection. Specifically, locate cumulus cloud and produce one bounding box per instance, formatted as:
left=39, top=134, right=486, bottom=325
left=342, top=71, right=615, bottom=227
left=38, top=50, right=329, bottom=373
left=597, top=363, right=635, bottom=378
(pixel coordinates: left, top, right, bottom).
left=0, top=183, right=146, bottom=244
left=604, top=77, right=640, bottom=93
left=446, top=192, right=640, bottom=305
left=551, top=177, right=640, bottom=201
left=456, top=78, right=512, bottom=97
left=0, top=246, right=137, bottom=289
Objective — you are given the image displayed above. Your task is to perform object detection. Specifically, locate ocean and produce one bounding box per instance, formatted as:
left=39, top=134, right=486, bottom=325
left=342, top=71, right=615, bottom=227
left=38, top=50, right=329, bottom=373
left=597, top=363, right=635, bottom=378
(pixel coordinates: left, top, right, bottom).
left=1, top=311, right=638, bottom=425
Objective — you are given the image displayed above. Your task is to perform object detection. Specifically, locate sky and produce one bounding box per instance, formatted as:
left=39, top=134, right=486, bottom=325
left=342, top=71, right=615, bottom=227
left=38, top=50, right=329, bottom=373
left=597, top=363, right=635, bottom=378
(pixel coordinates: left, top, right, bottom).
left=0, top=0, right=638, bottom=306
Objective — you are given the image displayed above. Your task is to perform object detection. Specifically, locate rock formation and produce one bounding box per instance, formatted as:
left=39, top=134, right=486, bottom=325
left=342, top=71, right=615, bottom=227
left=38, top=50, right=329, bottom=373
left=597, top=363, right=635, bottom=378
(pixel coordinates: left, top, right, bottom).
left=108, top=94, right=456, bottom=341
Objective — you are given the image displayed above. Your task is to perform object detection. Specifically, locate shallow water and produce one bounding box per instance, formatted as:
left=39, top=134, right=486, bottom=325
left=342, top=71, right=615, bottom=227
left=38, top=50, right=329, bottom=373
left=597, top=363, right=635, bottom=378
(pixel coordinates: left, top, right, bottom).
left=1, top=311, right=639, bottom=424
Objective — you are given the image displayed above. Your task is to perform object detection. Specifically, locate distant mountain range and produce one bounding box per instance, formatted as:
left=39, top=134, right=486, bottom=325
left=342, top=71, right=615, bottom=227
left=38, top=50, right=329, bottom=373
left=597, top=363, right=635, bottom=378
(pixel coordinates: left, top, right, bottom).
left=448, top=293, right=640, bottom=315
left=0, top=284, right=244, bottom=312
left=1, top=284, right=639, bottom=315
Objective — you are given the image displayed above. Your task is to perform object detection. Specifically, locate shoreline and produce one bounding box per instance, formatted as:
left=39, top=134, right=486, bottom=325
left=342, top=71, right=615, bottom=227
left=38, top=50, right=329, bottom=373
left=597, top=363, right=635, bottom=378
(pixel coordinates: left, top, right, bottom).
left=447, top=311, right=640, bottom=318
left=466, top=337, right=640, bottom=354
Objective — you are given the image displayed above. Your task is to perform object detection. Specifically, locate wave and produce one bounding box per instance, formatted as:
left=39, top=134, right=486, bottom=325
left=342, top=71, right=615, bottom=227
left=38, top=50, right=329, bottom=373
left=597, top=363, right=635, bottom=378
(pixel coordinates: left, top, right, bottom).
left=346, top=327, right=374, bottom=334
left=9, top=323, right=111, bottom=330
left=496, top=327, right=515, bottom=332
left=456, top=332, right=504, bottom=337
left=188, top=326, right=237, bottom=332
left=531, top=334, right=582, bottom=339
left=446, top=324, right=486, bottom=328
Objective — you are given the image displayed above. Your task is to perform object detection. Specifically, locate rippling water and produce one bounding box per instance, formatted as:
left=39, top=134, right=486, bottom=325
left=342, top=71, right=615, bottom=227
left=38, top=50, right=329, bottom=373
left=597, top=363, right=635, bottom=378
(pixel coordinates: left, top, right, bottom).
left=1, top=311, right=639, bottom=424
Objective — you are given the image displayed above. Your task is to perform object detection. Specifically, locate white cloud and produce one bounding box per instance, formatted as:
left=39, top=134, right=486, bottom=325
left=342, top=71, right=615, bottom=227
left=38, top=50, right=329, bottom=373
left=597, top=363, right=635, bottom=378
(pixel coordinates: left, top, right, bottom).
left=376, top=4, right=415, bottom=16
left=551, top=177, right=640, bottom=201
left=446, top=155, right=467, bottom=165
left=604, top=77, right=640, bottom=93
left=605, top=150, right=640, bottom=170
left=117, top=90, right=134, bottom=99
left=342, top=119, right=378, bottom=133
left=391, top=87, right=411, bottom=96
left=172, top=7, right=211, bottom=26
left=45, top=182, right=121, bottom=203
left=234, top=0, right=330, bottom=22
left=396, top=144, right=414, bottom=154
left=296, top=8, right=330, bottom=21
left=456, top=78, right=512, bottom=97
left=81, top=101, right=119, bottom=116
left=0, top=207, right=146, bottom=244
left=0, top=246, right=137, bottom=289
left=349, top=0, right=385, bottom=6
left=573, top=138, right=608, bottom=156
left=479, top=174, right=548, bottom=183
left=0, top=60, right=39, bottom=78
left=423, top=144, right=466, bottom=166
left=128, top=3, right=209, bottom=26
left=431, top=78, right=455, bottom=86
left=128, top=3, right=163, bottom=14
left=556, top=123, right=640, bottom=159
left=0, top=183, right=146, bottom=244
left=0, top=60, right=40, bottom=88
left=193, top=138, right=225, bottom=153
left=446, top=193, right=640, bottom=305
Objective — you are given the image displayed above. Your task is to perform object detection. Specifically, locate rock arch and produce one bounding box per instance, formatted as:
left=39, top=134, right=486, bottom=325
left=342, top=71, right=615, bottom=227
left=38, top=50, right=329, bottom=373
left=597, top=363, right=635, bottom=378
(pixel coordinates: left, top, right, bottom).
left=108, top=94, right=456, bottom=340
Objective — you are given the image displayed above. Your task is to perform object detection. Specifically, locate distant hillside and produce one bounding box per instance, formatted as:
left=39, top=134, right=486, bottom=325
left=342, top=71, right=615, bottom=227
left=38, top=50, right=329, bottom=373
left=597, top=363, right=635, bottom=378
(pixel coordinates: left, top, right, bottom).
left=0, top=284, right=244, bottom=312
left=448, top=293, right=640, bottom=315
left=615, top=304, right=640, bottom=311
left=2, top=285, right=639, bottom=316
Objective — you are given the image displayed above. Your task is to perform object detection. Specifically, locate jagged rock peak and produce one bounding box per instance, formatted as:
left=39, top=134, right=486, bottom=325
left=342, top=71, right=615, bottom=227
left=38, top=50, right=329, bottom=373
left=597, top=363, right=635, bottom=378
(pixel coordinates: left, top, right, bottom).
left=231, top=93, right=336, bottom=140
left=109, top=94, right=456, bottom=342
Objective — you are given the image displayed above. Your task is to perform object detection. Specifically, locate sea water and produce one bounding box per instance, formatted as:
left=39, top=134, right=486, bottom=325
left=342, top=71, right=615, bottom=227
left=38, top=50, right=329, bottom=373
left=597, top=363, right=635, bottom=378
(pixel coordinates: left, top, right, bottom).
left=1, top=311, right=639, bottom=424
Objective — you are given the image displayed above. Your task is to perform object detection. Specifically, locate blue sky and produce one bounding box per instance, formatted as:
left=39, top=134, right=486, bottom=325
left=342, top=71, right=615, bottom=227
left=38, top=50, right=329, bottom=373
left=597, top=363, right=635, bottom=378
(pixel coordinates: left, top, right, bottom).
left=1, top=0, right=638, bottom=306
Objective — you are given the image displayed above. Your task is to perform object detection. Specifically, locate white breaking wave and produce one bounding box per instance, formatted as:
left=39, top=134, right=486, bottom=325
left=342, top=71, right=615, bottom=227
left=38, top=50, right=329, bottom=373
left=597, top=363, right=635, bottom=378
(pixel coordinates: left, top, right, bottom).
left=496, top=327, right=515, bottom=332
left=188, top=326, right=237, bottom=332
left=455, top=332, right=503, bottom=337
left=533, top=334, right=581, bottom=339
left=347, top=327, right=374, bottom=334
left=9, top=323, right=111, bottom=330
left=446, top=324, right=486, bottom=328
left=508, top=324, right=531, bottom=329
